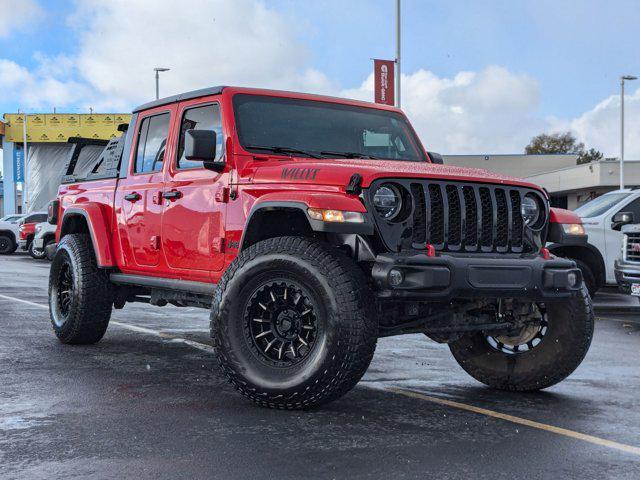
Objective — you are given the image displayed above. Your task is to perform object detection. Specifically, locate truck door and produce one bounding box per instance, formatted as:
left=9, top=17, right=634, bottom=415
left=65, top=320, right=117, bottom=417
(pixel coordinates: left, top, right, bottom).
left=161, top=100, right=228, bottom=276
left=117, top=109, right=172, bottom=269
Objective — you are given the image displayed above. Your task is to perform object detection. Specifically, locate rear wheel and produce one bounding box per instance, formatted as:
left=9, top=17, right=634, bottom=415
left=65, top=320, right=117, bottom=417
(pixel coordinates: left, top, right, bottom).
left=449, top=287, right=594, bottom=391
left=49, top=234, right=113, bottom=344
left=0, top=234, right=17, bottom=255
left=210, top=236, right=377, bottom=409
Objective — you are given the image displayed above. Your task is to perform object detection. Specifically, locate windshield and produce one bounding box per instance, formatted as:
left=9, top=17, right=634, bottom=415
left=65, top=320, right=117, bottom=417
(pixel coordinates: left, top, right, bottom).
left=233, top=94, right=426, bottom=162
left=575, top=193, right=632, bottom=218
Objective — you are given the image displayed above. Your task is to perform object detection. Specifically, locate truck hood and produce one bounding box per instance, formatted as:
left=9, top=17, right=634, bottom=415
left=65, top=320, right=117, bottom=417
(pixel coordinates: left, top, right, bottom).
left=251, top=158, right=544, bottom=191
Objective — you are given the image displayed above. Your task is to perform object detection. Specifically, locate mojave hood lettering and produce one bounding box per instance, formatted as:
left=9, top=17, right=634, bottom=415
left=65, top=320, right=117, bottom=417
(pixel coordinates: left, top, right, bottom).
left=252, top=159, right=544, bottom=192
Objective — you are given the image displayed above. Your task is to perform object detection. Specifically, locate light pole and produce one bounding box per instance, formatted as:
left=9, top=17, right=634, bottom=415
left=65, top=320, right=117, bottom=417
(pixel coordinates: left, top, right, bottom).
left=154, top=67, right=170, bottom=100
left=620, top=74, right=637, bottom=189
left=395, top=0, right=401, bottom=108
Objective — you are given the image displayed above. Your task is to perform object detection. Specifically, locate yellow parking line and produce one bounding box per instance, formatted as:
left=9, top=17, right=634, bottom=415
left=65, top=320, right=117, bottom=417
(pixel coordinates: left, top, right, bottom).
left=389, top=387, right=640, bottom=456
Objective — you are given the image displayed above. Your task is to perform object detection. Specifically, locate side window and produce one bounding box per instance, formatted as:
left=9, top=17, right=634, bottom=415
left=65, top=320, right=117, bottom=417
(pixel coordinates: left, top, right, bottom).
left=176, top=104, right=223, bottom=169
left=25, top=214, right=47, bottom=223
left=134, top=113, right=170, bottom=174
left=618, top=198, right=640, bottom=222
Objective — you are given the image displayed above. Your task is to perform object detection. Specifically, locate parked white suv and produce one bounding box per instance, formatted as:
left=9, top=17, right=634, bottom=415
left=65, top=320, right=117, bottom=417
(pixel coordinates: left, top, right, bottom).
left=0, top=215, right=24, bottom=255
left=574, top=189, right=640, bottom=286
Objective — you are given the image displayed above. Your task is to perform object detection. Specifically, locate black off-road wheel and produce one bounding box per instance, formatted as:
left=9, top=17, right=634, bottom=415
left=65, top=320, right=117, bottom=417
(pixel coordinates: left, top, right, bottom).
left=210, top=236, right=377, bottom=409
left=449, top=287, right=594, bottom=391
left=0, top=234, right=17, bottom=255
left=49, top=234, right=113, bottom=344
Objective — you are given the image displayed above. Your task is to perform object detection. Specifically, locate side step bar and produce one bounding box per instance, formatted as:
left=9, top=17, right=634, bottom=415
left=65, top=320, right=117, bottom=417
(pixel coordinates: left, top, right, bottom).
left=110, top=273, right=215, bottom=296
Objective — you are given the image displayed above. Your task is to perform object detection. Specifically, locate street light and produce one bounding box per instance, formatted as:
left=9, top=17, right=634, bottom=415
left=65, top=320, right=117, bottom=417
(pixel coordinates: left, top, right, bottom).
left=620, top=74, right=637, bottom=189
left=154, top=67, right=170, bottom=100
left=395, top=0, right=401, bottom=108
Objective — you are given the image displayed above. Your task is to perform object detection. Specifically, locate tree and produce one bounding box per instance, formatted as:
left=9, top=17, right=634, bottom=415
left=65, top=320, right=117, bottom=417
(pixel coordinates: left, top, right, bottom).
left=577, top=148, right=603, bottom=165
left=524, top=131, right=603, bottom=164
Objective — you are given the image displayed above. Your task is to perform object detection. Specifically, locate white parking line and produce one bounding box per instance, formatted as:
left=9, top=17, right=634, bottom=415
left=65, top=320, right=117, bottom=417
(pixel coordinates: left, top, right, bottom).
left=0, top=293, right=214, bottom=353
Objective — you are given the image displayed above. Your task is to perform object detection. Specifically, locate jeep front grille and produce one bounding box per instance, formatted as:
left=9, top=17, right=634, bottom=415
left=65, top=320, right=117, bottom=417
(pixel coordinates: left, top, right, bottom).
left=368, top=180, right=545, bottom=254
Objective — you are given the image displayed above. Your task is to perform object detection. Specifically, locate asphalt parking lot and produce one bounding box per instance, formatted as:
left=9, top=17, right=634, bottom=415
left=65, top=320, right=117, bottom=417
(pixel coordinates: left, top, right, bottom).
left=1, top=253, right=639, bottom=479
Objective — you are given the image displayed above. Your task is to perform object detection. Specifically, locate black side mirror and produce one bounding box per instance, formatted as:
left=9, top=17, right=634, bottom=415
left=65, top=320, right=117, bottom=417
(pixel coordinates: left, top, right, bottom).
left=612, top=211, right=634, bottom=230
left=427, top=151, right=444, bottom=165
left=184, top=129, right=223, bottom=171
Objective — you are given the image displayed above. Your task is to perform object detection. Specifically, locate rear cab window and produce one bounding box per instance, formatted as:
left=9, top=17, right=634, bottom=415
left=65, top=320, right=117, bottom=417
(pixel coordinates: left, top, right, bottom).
left=134, top=113, right=171, bottom=174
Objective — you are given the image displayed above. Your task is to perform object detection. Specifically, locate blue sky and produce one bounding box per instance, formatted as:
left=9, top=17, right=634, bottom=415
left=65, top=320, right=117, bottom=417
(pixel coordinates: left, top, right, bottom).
left=0, top=0, right=639, bottom=157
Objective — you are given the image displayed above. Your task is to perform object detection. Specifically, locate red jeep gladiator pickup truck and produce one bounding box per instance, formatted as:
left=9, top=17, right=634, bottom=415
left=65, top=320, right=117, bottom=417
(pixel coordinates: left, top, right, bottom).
left=47, top=86, right=593, bottom=409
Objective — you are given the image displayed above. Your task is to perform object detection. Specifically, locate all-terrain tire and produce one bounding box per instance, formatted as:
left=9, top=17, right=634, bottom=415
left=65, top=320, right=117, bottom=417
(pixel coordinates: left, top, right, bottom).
left=49, top=233, right=113, bottom=344
left=0, top=234, right=17, bottom=255
left=210, top=236, right=378, bottom=409
left=448, top=287, right=594, bottom=391
left=574, top=259, right=597, bottom=297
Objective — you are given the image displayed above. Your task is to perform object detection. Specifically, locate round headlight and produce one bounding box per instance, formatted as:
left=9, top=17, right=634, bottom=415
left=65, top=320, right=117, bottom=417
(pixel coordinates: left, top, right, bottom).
left=373, top=184, right=402, bottom=220
left=521, top=194, right=541, bottom=227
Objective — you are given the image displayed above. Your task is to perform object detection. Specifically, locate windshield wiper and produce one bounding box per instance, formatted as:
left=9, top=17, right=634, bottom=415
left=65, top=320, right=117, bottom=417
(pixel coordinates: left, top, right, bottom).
left=320, top=150, right=379, bottom=159
left=245, top=144, right=322, bottom=159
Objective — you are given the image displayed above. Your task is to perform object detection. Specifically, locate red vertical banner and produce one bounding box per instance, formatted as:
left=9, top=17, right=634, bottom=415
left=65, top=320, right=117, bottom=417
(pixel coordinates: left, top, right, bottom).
left=374, top=59, right=395, bottom=106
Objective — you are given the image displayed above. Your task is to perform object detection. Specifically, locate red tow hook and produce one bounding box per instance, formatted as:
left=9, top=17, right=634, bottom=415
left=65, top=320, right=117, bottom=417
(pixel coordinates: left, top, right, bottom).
left=540, top=247, right=551, bottom=260
left=425, top=244, right=436, bottom=257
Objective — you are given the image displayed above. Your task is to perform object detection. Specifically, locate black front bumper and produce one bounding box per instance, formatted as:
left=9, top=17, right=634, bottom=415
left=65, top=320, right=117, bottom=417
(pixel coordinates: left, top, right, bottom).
left=372, top=252, right=582, bottom=301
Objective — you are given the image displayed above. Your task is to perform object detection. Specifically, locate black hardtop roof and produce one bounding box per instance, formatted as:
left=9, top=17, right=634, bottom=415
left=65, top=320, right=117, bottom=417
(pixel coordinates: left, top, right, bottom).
left=132, top=86, right=227, bottom=113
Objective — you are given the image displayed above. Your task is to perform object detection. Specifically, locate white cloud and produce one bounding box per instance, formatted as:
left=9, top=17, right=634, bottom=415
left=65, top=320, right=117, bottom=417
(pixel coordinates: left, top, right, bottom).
left=66, top=0, right=336, bottom=110
left=0, top=0, right=43, bottom=38
left=550, top=87, right=640, bottom=159
left=342, top=66, right=546, bottom=154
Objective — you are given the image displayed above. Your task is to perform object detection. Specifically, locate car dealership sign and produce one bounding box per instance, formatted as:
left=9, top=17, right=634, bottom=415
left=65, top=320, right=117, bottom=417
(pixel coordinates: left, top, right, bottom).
left=13, top=145, right=24, bottom=183
left=373, top=59, right=395, bottom=106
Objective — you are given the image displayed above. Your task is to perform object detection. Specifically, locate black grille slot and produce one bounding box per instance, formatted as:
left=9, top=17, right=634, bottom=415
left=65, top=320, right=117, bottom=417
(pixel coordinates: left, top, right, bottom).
left=462, top=186, right=478, bottom=249
left=411, top=184, right=426, bottom=244
left=510, top=190, right=523, bottom=248
left=479, top=187, right=493, bottom=248
left=428, top=184, right=444, bottom=245
left=446, top=185, right=462, bottom=246
left=495, top=189, right=508, bottom=248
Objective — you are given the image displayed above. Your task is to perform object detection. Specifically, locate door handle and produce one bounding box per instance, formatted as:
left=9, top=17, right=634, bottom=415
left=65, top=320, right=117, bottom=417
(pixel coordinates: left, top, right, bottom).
left=162, top=190, right=183, bottom=200
left=124, top=192, right=141, bottom=202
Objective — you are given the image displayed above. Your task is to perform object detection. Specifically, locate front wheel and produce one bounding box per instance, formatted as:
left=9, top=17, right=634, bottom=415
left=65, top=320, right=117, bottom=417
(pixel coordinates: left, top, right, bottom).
left=210, top=236, right=377, bottom=409
left=49, top=234, right=113, bottom=344
left=449, top=288, right=594, bottom=391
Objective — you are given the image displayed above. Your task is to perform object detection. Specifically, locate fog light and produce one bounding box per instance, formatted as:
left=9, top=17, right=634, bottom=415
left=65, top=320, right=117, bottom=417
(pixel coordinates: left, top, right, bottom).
left=567, top=272, right=578, bottom=287
left=388, top=268, right=404, bottom=287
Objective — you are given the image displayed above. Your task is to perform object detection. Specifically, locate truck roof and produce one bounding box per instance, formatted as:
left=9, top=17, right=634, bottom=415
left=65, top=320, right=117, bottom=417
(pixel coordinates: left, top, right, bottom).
left=132, top=86, right=402, bottom=114
left=133, top=86, right=227, bottom=113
